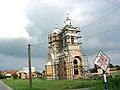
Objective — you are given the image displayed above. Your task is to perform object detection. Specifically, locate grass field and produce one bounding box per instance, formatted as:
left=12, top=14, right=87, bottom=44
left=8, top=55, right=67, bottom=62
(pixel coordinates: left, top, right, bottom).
left=2, top=79, right=100, bottom=90
left=1, top=74, right=120, bottom=90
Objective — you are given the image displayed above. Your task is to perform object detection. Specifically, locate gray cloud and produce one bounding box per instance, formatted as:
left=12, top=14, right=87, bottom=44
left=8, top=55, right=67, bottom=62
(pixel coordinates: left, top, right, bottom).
left=0, top=38, right=28, bottom=58
left=0, top=38, right=48, bottom=58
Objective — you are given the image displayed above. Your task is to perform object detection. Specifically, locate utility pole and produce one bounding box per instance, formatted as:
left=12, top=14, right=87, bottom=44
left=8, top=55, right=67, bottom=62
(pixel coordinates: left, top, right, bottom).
left=28, top=44, right=32, bottom=88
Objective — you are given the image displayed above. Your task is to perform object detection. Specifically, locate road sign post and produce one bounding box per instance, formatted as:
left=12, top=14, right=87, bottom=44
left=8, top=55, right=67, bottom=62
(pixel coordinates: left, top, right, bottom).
left=103, top=70, right=108, bottom=90
left=94, top=50, right=110, bottom=90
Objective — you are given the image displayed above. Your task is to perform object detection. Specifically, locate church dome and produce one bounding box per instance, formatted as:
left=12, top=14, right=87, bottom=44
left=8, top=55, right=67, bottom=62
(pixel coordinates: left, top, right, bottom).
left=52, top=26, right=61, bottom=34
left=64, top=16, right=73, bottom=26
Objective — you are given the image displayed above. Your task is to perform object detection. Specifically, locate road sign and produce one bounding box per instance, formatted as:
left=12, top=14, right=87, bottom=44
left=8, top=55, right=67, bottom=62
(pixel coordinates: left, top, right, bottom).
left=94, top=50, right=110, bottom=90
left=94, top=50, right=110, bottom=71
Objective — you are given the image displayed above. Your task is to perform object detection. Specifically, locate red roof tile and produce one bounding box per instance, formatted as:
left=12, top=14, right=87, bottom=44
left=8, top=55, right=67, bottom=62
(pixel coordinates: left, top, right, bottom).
left=5, top=70, right=19, bottom=74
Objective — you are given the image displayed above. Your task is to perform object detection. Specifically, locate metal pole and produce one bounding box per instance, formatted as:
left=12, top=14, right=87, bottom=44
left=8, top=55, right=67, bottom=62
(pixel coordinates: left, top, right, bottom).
left=28, top=44, right=32, bottom=88
left=103, top=70, right=108, bottom=90
left=50, top=46, right=55, bottom=80
left=67, top=44, right=71, bottom=79
left=53, top=47, right=56, bottom=80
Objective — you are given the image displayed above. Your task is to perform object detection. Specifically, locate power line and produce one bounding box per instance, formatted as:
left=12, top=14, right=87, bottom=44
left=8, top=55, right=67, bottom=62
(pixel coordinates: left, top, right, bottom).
left=83, top=28, right=120, bottom=37
left=104, top=0, right=120, bottom=7
left=81, top=7, right=120, bottom=29
left=29, top=45, right=48, bottom=57
left=30, top=42, right=48, bottom=46
left=113, top=0, right=120, bottom=4
left=29, top=28, right=120, bottom=48
left=31, top=45, right=48, bottom=49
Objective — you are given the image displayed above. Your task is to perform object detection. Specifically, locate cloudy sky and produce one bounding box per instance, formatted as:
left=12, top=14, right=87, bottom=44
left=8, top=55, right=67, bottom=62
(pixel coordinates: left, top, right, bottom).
left=0, top=0, right=120, bottom=71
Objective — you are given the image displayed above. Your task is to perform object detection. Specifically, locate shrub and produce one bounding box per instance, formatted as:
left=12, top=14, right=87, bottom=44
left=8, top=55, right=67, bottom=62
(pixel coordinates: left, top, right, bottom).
left=108, top=77, right=120, bottom=90
left=0, top=74, right=4, bottom=79
left=12, top=74, right=18, bottom=79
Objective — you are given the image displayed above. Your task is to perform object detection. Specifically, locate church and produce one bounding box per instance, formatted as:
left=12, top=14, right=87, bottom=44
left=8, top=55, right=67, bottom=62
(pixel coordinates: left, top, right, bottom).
left=45, top=16, right=87, bottom=80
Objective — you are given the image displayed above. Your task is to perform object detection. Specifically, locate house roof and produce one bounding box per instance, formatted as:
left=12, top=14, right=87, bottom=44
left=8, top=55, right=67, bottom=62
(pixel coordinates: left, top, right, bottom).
left=4, top=70, right=19, bottom=74
left=109, top=68, right=117, bottom=71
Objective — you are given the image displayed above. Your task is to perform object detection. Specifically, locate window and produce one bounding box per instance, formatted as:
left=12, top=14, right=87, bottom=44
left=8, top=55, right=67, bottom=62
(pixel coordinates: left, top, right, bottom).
left=74, top=69, right=78, bottom=75
left=71, top=37, right=74, bottom=44
left=73, top=59, right=78, bottom=75
left=73, top=59, right=77, bottom=64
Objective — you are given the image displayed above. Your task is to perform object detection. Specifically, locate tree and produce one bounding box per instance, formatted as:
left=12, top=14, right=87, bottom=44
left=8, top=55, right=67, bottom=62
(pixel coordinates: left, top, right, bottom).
left=115, top=65, right=120, bottom=70
left=0, top=74, right=4, bottom=79
left=109, top=64, right=114, bottom=68
left=12, top=73, right=18, bottom=79
left=89, top=68, right=97, bottom=73
left=35, top=71, right=41, bottom=77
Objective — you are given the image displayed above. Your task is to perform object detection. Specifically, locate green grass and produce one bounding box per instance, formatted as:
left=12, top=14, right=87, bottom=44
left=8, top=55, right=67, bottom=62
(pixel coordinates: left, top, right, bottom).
left=2, top=79, right=100, bottom=90
left=1, top=75, right=120, bottom=90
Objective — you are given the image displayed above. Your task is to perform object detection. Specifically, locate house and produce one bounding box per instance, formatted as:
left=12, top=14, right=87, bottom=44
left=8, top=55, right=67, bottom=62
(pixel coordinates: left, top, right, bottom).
left=93, top=64, right=117, bottom=74
left=2, top=70, right=19, bottom=79
left=16, top=70, right=27, bottom=79
left=22, top=67, right=36, bottom=75
left=16, top=67, right=37, bottom=79
left=2, top=67, right=37, bottom=79
left=109, top=68, right=117, bottom=73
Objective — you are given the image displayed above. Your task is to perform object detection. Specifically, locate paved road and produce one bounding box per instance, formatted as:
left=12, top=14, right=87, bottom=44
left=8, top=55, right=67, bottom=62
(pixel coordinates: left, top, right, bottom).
left=0, top=80, right=13, bottom=90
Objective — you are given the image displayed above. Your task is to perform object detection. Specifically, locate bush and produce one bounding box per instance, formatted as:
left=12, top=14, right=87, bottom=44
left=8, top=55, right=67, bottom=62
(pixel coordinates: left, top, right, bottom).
left=12, top=74, right=18, bottom=79
left=115, top=65, right=120, bottom=70
left=108, top=77, right=120, bottom=90
left=38, top=76, right=45, bottom=80
left=0, top=74, right=4, bottom=79
left=92, top=76, right=120, bottom=90
left=90, top=74, right=102, bottom=80
left=89, top=68, right=97, bottom=73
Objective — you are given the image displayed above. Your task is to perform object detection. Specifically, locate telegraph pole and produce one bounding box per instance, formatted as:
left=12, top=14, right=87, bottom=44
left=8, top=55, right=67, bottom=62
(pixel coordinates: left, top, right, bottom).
left=28, top=44, right=32, bottom=88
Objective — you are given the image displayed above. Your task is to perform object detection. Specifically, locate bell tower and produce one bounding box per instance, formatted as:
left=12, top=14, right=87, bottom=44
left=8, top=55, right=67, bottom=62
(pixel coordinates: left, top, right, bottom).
left=57, top=15, right=84, bottom=79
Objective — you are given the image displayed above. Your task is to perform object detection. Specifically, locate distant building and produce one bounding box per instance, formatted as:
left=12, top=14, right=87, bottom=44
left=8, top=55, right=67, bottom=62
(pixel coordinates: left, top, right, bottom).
left=45, top=16, right=88, bottom=80
left=22, top=67, right=35, bottom=75
left=2, top=70, right=19, bottom=78
left=19, top=67, right=37, bottom=78
left=1, top=67, right=37, bottom=79
left=17, top=67, right=37, bottom=79
left=93, top=64, right=117, bottom=74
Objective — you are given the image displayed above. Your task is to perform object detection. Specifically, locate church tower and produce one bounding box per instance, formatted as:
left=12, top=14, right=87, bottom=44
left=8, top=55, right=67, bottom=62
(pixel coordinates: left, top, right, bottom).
left=45, top=16, right=85, bottom=80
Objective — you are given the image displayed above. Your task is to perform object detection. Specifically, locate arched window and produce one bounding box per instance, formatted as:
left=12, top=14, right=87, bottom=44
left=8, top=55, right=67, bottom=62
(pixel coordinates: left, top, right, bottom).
left=73, top=59, right=78, bottom=75
left=74, top=69, right=78, bottom=75
left=73, top=59, right=78, bottom=68
left=73, top=59, right=77, bottom=64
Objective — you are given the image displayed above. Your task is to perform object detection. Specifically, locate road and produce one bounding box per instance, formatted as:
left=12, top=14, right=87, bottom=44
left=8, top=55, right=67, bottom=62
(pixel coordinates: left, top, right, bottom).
left=0, top=80, right=13, bottom=90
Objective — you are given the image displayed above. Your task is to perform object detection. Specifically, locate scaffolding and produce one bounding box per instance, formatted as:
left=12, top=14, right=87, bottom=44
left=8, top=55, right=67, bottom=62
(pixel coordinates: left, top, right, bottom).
left=45, top=16, right=89, bottom=80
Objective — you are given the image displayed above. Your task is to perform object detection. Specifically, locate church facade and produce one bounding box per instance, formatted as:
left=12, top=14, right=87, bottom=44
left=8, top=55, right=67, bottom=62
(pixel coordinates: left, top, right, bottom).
left=45, top=16, right=85, bottom=80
